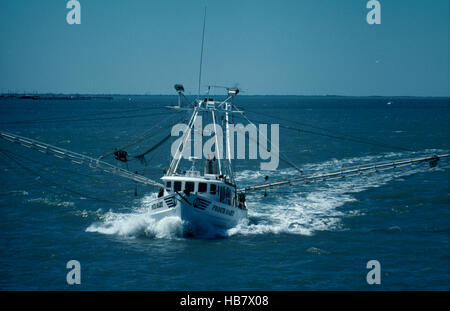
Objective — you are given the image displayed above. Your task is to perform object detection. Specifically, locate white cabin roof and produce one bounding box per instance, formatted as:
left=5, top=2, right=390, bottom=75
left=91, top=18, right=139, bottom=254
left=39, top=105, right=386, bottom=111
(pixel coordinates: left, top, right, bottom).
left=161, top=175, right=233, bottom=186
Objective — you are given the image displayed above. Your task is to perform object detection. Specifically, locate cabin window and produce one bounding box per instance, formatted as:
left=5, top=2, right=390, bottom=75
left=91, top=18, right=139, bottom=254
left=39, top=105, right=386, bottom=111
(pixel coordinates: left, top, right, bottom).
left=174, top=181, right=182, bottom=192
left=185, top=182, right=195, bottom=192
left=219, top=186, right=224, bottom=202
left=225, top=188, right=231, bottom=205
left=198, top=182, right=207, bottom=193
left=210, top=184, right=216, bottom=194
left=166, top=181, right=171, bottom=189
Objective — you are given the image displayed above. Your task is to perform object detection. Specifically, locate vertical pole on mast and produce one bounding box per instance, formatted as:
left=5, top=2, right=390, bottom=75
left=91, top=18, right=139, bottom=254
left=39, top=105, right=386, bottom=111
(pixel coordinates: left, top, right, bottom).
left=211, top=109, right=222, bottom=176
left=225, top=103, right=233, bottom=183
left=197, top=7, right=207, bottom=100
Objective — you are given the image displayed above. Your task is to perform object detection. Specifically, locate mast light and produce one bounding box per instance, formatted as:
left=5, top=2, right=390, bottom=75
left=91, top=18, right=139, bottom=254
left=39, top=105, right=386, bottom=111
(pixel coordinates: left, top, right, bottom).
left=174, top=84, right=185, bottom=92
left=228, top=88, right=239, bottom=96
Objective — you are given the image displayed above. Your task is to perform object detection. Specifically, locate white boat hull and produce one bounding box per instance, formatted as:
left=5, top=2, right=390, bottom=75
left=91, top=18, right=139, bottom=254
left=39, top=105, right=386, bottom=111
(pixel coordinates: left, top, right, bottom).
left=147, top=193, right=247, bottom=233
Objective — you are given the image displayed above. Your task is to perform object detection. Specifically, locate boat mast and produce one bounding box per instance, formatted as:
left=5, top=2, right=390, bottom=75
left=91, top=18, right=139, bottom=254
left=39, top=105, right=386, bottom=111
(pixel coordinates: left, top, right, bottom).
left=211, top=109, right=222, bottom=175
left=167, top=7, right=207, bottom=176
left=197, top=7, right=207, bottom=100
left=224, top=102, right=234, bottom=183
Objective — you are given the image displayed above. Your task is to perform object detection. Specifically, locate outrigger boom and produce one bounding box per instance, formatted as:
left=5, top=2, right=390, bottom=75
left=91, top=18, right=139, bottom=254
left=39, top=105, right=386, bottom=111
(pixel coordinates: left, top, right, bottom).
left=1, top=126, right=448, bottom=197
left=0, top=131, right=164, bottom=188
left=239, top=153, right=449, bottom=193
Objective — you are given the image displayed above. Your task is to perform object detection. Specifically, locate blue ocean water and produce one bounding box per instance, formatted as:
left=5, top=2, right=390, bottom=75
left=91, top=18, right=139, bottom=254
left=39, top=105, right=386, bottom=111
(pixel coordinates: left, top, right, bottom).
left=0, top=95, right=449, bottom=290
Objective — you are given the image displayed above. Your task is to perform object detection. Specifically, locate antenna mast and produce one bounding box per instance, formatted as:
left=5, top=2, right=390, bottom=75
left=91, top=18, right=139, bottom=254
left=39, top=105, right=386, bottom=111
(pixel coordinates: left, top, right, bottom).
left=197, top=7, right=207, bottom=99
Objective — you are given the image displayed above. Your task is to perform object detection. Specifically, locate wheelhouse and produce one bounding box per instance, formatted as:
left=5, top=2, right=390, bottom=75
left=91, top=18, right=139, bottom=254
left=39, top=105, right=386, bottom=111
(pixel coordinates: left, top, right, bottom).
left=161, top=176, right=235, bottom=206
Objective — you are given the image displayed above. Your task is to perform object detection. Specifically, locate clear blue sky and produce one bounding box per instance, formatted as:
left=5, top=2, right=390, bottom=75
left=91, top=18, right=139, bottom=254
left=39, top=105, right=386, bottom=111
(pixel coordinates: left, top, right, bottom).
left=0, top=0, right=448, bottom=96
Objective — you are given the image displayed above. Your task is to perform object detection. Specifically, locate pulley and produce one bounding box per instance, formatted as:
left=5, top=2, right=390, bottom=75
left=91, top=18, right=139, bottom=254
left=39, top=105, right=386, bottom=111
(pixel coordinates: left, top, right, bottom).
left=429, top=155, right=439, bottom=168
left=113, top=149, right=128, bottom=162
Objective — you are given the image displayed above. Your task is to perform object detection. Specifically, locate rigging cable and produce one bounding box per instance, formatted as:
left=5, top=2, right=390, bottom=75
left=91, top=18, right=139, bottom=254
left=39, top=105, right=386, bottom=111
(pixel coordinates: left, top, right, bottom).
left=232, top=104, right=304, bottom=174
left=0, top=149, right=128, bottom=207
left=0, top=106, right=164, bottom=125
left=98, top=113, right=186, bottom=160
left=0, top=147, right=116, bottom=191
left=134, top=133, right=173, bottom=165
left=243, top=109, right=413, bottom=152
left=0, top=110, right=177, bottom=125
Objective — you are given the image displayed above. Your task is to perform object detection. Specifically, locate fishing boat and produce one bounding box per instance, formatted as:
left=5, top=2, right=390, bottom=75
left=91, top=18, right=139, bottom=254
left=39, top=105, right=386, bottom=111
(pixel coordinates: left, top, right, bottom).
left=0, top=8, right=448, bottom=236
left=140, top=86, right=248, bottom=232
left=132, top=8, right=249, bottom=232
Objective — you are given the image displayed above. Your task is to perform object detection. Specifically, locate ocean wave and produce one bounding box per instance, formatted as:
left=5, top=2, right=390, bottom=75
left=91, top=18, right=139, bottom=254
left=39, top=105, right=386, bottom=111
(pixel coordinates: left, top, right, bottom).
left=86, top=210, right=184, bottom=239
left=4, top=190, right=29, bottom=196
left=227, top=150, right=449, bottom=237
left=27, top=197, right=75, bottom=208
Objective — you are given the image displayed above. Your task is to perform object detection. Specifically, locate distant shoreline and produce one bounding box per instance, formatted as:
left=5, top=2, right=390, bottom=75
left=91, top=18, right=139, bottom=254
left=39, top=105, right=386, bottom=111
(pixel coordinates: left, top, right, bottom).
left=0, top=93, right=449, bottom=100
left=0, top=94, right=113, bottom=100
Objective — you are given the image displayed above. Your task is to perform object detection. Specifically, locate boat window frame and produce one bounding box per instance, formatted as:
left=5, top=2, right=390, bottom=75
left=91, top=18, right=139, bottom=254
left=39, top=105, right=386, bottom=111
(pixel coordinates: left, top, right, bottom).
left=210, top=184, right=217, bottom=195
left=185, top=181, right=195, bottom=193
left=198, top=182, right=207, bottom=193
left=174, top=181, right=182, bottom=192
left=219, top=186, right=224, bottom=202
left=225, top=187, right=231, bottom=205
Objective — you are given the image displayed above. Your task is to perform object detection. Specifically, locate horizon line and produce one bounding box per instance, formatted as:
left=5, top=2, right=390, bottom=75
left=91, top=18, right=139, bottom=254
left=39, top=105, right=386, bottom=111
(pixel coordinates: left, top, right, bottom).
left=1, top=92, right=449, bottom=99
